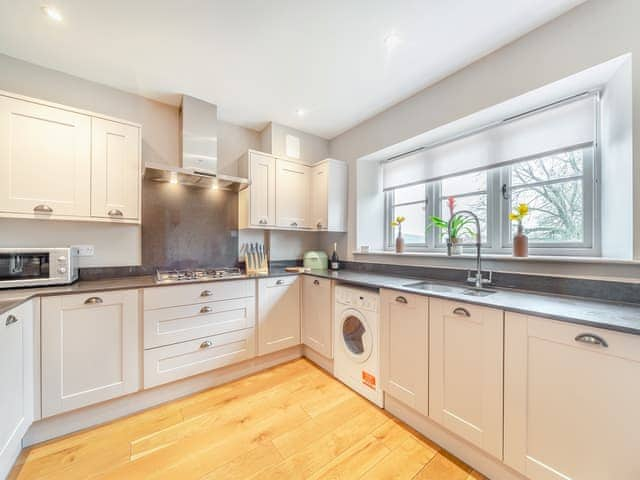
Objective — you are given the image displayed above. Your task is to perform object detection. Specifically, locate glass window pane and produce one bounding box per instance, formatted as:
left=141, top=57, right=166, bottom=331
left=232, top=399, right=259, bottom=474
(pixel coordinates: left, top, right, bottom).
left=510, top=180, right=583, bottom=242
left=393, top=183, right=426, bottom=205
left=437, top=195, right=487, bottom=243
left=393, top=203, right=426, bottom=244
left=441, top=171, right=487, bottom=196
left=511, top=150, right=583, bottom=187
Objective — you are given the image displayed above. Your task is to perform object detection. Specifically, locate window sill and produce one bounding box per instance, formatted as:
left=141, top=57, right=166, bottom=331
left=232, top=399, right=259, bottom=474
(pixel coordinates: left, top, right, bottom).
left=352, top=250, right=639, bottom=265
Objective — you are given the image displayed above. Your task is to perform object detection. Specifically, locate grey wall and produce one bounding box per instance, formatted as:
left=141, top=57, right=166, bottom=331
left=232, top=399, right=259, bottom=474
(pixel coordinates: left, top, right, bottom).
left=329, top=0, right=640, bottom=280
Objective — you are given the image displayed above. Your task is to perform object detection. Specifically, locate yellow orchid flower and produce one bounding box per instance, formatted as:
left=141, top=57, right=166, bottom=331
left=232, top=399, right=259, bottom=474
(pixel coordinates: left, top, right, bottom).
left=508, top=212, right=519, bottom=221
left=390, top=221, right=398, bottom=227
left=395, top=216, right=406, bottom=223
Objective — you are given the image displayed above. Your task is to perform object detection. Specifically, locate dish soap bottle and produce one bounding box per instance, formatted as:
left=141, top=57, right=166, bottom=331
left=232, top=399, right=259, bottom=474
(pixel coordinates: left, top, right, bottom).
left=330, top=243, right=340, bottom=270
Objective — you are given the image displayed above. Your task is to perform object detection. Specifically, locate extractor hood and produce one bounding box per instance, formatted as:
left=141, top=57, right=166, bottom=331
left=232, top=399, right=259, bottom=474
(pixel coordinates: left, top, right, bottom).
left=144, top=95, right=249, bottom=191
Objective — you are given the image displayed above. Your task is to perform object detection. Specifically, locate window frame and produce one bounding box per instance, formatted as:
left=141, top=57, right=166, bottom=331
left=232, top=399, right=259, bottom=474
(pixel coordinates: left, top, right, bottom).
left=384, top=145, right=600, bottom=256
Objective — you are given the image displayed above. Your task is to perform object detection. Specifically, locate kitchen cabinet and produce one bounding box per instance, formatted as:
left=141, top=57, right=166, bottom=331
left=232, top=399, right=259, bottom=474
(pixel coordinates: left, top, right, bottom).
left=429, top=299, right=503, bottom=459
left=91, top=117, right=141, bottom=221
left=41, top=290, right=140, bottom=417
left=380, top=289, right=429, bottom=416
left=0, top=301, right=34, bottom=480
left=504, top=312, right=640, bottom=480
left=301, top=276, right=333, bottom=358
left=276, top=158, right=311, bottom=228
left=258, top=276, right=301, bottom=355
left=310, top=159, right=348, bottom=231
left=0, top=93, right=91, bottom=217
left=238, top=150, right=276, bottom=228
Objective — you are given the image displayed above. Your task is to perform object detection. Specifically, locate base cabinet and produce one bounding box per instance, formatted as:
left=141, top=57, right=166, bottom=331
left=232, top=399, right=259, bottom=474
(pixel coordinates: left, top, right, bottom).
left=0, top=301, right=34, bottom=480
left=504, top=313, right=640, bottom=480
left=301, top=276, right=333, bottom=358
left=380, top=289, right=429, bottom=416
left=41, top=290, right=140, bottom=417
left=429, top=299, right=503, bottom=459
left=258, top=276, right=300, bottom=355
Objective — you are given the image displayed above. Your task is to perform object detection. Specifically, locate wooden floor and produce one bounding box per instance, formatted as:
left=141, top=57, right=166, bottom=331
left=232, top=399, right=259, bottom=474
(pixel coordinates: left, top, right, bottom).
left=10, top=359, right=487, bottom=479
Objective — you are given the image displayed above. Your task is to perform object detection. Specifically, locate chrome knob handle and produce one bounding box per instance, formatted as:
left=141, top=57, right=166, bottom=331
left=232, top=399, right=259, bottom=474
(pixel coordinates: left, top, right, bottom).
left=317, top=222, right=323, bottom=228
left=575, top=333, right=608, bottom=348
left=34, top=204, right=53, bottom=213
left=276, top=279, right=285, bottom=285
left=58, top=267, right=67, bottom=273
left=108, top=209, right=124, bottom=217
left=290, top=222, right=298, bottom=227
left=200, top=306, right=213, bottom=314
left=200, top=290, right=213, bottom=297
left=5, top=315, right=18, bottom=326
left=395, top=296, right=408, bottom=304
left=200, top=340, right=213, bottom=349
left=313, top=279, right=320, bottom=286
left=452, top=307, right=471, bottom=317
left=84, top=297, right=103, bottom=305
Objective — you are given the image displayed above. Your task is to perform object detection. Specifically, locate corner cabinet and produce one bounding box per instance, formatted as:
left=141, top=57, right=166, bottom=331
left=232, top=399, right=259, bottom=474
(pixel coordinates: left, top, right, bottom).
left=429, top=299, right=504, bottom=459
left=380, top=289, right=429, bottom=415
left=238, top=150, right=347, bottom=232
left=0, top=91, right=141, bottom=223
left=41, top=290, right=140, bottom=418
left=301, top=276, right=333, bottom=358
left=504, top=313, right=640, bottom=480
left=258, top=276, right=301, bottom=355
left=0, top=301, right=34, bottom=480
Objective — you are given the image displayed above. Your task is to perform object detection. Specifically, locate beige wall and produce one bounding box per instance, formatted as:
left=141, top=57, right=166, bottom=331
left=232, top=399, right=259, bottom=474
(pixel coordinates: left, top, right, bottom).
left=261, top=121, right=329, bottom=164
left=329, top=0, right=640, bottom=280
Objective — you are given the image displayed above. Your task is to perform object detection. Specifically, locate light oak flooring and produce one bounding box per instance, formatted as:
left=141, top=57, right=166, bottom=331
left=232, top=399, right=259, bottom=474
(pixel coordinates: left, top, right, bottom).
left=10, top=358, right=487, bottom=479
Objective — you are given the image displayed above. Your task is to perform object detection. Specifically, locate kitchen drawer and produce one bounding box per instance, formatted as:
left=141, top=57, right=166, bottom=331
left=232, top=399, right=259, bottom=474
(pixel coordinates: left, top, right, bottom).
left=144, top=279, right=255, bottom=310
left=144, top=297, right=256, bottom=349
left=144, top=328, right=256, bottom=388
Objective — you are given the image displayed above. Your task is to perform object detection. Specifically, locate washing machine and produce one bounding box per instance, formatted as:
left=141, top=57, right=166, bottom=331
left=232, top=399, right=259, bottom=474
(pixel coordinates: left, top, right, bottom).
left=333, top=285, right=384, bottom=407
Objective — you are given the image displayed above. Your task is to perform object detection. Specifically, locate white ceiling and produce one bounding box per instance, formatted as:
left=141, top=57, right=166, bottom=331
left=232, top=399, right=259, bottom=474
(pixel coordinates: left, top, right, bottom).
left=0, top=0, right=585, bottom=139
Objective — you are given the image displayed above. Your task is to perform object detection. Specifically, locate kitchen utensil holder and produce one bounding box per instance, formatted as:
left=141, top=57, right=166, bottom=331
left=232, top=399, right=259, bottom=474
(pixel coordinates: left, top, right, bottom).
left=245, top=252, right=269, bottom=275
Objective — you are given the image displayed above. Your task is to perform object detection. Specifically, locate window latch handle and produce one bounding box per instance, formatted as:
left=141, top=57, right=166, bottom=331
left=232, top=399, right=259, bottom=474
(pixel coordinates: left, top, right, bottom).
left=501, top=183, right=509, bottom=200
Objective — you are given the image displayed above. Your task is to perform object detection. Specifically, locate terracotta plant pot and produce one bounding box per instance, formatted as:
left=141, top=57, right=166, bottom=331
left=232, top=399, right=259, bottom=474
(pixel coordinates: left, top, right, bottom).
left=513, top=224, right=528, bottom=257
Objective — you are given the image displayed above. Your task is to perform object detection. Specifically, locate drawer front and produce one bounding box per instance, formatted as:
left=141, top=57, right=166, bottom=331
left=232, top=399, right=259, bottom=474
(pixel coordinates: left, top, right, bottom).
left=144, top=328, right=256, bottom=388
left=144, top=297, right=256, bottom=349
left=144, top=279, right=255, bottom=310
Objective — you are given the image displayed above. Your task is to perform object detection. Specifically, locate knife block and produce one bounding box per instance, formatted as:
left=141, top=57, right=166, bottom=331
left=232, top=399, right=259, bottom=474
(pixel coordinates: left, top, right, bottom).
left=245, top=252, right=269, bottom=275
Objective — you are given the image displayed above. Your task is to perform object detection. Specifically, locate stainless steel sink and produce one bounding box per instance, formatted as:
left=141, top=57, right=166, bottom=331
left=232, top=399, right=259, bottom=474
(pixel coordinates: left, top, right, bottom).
left=462, top=288, right=497, bottom=297
left=403, top=282, right=456, bottom=293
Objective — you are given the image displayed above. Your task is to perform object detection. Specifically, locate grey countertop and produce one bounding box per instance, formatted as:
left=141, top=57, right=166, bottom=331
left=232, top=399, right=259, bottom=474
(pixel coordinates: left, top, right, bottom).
left=2, top=268, right=640, bottom=336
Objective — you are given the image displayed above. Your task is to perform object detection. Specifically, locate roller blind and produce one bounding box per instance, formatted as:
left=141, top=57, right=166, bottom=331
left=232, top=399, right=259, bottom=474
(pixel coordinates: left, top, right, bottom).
left=382, top=94, right=597, bottom=191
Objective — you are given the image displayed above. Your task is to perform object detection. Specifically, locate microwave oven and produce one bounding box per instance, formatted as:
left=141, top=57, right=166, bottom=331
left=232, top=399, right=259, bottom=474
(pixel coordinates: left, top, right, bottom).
left=0, top=248, right=79, bottom=289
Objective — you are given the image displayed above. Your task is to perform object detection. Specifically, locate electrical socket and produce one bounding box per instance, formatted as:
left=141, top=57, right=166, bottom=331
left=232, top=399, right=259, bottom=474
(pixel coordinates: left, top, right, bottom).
left=73, top=245, right=95, bottom=257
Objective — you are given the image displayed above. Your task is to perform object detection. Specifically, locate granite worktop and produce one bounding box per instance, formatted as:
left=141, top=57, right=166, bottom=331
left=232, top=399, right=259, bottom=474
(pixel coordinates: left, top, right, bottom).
left=2, top=268, right=640, bottom=336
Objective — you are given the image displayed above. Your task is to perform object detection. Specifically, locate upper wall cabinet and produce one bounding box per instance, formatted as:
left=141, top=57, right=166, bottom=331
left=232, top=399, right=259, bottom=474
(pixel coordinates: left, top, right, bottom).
left=238, top=149, right=347, bottom=232
left=0, top=91, right=141, bottom=224
left=91, top=118, right=141, bottom=221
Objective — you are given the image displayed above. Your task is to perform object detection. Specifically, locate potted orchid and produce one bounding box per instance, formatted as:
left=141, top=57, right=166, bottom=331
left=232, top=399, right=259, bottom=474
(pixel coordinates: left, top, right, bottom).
left=428, top=196, right=474, bottom=254
left=390, top=215, right=406, bottom=253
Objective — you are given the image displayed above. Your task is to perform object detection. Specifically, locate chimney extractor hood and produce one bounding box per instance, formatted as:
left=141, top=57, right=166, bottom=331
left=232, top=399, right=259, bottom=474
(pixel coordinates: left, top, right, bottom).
left=144, top=95, right=249, bottom=191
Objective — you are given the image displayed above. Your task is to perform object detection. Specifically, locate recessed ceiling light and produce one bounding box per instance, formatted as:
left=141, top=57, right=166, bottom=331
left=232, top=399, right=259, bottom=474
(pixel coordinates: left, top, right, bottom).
left=383, top=33, right=401, bottom=51
left=41, top=5, right=63, bottom=22
left=296, top=109, right=306, bottom=117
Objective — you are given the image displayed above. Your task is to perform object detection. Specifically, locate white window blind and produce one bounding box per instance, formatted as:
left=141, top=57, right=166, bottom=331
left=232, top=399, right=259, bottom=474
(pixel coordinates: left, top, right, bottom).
left=382, top=94, right=597, bottom=191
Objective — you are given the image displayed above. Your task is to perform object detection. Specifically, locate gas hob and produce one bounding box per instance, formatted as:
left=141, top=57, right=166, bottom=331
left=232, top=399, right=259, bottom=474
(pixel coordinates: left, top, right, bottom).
left=155, top=267, right=244, bottom=283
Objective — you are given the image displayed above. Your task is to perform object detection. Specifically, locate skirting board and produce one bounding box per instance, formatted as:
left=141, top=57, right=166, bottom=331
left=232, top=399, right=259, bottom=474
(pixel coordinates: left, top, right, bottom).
left=384, top=394, right=527, bottom=480
left=23, top=345, right=303, bottom=447
left=302, top=345, right=334, bottom=374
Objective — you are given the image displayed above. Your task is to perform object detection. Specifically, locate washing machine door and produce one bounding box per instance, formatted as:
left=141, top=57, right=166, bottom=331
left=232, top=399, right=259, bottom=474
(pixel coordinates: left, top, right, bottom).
left=340, top=309, right=373, bottom=363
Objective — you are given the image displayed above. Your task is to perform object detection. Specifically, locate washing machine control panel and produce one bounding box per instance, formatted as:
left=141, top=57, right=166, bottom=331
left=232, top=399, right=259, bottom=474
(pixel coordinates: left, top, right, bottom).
left=335, top=287, right=378, bottom=312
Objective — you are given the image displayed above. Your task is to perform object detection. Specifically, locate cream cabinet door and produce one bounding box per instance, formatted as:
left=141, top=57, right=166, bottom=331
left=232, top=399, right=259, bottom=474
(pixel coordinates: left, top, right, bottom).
left=41, top=290, right=140, bottom=418
left=0, top=301, right=34, bottom=480
left=249, top=151, right=276, bottom=227
left=429, top=299, right=503, bottom=458
left=276, top=159, right=310, bottom=228
left=311, top=163, right=328, bottom=230
left=301, top=276, right=333, bottom=358
left=380, top=289, right=429, bottom=415
left=504, top=313, right=640, bottom=480
left=91, top=118, right=141, bottom=221
left=0, top=95, right=91, bottom=217
left=258, top=276, right=300, bottom=355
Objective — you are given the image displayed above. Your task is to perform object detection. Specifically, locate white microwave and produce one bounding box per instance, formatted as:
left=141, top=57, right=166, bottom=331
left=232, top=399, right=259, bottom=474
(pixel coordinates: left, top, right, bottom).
left=0, top=248, right=79, bottom=289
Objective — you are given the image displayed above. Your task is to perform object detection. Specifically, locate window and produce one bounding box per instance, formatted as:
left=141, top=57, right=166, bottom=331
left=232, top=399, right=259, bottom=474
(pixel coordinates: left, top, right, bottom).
left=385, top=145, right=597, bottom=255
